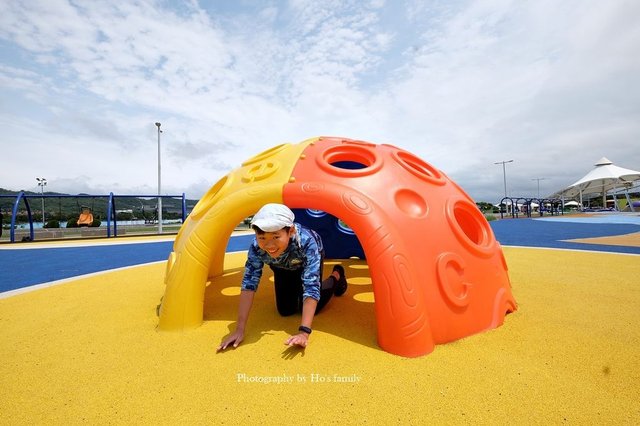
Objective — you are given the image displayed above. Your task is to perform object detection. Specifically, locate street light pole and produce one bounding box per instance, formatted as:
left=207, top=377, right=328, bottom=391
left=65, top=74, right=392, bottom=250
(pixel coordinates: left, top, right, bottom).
left=494, top=160, right=514, bottom=198
left=36, top=177, right=47, bottom=225
left=155, top=122, right=163, bottom=234
left=531, top=177, right=547, bottom=198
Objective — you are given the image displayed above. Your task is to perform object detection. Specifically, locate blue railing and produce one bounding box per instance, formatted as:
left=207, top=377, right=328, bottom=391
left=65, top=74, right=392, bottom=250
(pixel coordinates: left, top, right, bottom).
left=498, top=197, right=564, bottom=219
left=0, top=192, right=187, bottom=243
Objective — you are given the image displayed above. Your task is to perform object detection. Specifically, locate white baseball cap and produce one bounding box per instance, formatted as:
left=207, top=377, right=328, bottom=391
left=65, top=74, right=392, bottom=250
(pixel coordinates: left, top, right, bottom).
left=250, top=203, right=295, bottom=232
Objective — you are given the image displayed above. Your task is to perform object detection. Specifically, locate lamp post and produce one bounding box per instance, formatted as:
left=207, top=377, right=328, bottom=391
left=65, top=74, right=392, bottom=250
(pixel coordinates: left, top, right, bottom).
left=36, top=177, right=47, bottom=225
left=494, top=160, right=514, bottom=198
left=155, top=122, right=163, bottom=234
left=531, top=177, right=547, bottom=198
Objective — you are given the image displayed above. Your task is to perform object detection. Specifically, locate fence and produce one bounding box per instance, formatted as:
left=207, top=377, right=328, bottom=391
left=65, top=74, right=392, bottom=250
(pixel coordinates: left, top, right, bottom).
left=498, top=197, right=564, bottom=219
left=0, top=192, right=186, bottom=243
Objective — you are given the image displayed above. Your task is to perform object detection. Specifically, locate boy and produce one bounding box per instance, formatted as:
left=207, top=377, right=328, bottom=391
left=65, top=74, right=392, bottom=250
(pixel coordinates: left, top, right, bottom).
left=217, top=203, right=347, bottom=351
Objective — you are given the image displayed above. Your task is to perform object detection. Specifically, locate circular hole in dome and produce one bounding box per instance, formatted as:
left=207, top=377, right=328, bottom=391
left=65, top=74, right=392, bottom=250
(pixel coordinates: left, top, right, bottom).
left=326, top=146, right=375, bottom=168
left=189, top=176, right=228, bottom=220
left=318, top=144, right=382, bottom=176
left=393, top=151, right=446, bottom=185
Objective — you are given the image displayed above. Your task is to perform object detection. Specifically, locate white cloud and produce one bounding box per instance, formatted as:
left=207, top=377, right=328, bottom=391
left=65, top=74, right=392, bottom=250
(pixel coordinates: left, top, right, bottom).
left=0, top=0, right=638, bottom=203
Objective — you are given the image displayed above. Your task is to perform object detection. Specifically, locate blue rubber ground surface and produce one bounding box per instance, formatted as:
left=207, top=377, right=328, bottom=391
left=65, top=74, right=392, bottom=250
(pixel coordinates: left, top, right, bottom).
left=491, top=219, right=640, bottom=254
left=1, top=218, right=638, bottom=294
left=0, top=235, right=254, bottom=293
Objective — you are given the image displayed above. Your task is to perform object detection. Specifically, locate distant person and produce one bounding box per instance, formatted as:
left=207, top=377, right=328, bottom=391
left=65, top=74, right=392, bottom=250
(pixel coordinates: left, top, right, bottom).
left=217, top=203, right=348, bottom=351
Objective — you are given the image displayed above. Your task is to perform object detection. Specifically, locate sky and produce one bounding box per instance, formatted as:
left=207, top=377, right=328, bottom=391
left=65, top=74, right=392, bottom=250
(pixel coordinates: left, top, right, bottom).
left=1, top=0, right=639, bottom=203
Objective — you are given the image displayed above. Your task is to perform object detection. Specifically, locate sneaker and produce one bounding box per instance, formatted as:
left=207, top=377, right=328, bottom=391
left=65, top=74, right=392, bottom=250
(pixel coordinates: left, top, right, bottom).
left=332, top=264, right=348, bottom=296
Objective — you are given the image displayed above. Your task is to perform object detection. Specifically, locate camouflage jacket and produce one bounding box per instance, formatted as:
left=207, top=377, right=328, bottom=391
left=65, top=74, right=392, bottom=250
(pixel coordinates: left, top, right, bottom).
left=241, top=223, right=323, bottom=301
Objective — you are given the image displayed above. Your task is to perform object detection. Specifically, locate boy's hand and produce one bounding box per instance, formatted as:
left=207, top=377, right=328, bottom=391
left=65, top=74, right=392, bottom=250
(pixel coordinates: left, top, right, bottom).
left=285, top=332, right=309, bottom=347
left=217, top=330, right=244, bottom=352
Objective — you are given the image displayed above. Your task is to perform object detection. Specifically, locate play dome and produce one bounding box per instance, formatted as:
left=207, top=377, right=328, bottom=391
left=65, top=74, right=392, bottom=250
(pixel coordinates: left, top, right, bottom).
left=158, top=136, right=517, bottom=357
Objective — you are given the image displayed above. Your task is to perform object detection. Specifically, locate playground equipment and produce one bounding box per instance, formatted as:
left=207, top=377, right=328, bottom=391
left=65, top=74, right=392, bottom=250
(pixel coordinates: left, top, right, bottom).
left=77, top=206, right=94, bottom=227
left=0, top=193, right=187, bottom=242
left=158, top=137, right=517, bottom=357
left=498, top=197, right=564, bottom=219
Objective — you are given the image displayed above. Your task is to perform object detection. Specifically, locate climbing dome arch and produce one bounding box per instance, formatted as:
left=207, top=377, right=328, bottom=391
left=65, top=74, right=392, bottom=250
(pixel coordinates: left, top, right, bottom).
left=158, top=136, right=516, bottom=357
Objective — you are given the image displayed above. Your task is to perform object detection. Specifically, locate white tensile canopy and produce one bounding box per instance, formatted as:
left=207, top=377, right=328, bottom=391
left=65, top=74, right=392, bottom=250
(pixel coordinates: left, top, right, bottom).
left=553, top=157, right=640, bottom=211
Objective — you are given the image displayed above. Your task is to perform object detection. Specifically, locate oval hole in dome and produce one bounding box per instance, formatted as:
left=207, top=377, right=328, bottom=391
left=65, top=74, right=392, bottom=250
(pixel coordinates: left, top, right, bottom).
left=394, top=151, right=446, bottom=185
left=453, top=201, right=489, bottom=247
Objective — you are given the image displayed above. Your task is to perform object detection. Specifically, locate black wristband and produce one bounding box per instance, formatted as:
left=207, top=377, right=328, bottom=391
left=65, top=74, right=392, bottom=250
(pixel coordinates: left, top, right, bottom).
left=298, top=325, right=312, bottom=334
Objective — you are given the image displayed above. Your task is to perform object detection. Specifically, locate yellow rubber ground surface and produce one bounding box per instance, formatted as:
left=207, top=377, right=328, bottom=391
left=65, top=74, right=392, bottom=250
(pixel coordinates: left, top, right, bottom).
left=1, top=247, right=639, bottom=424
